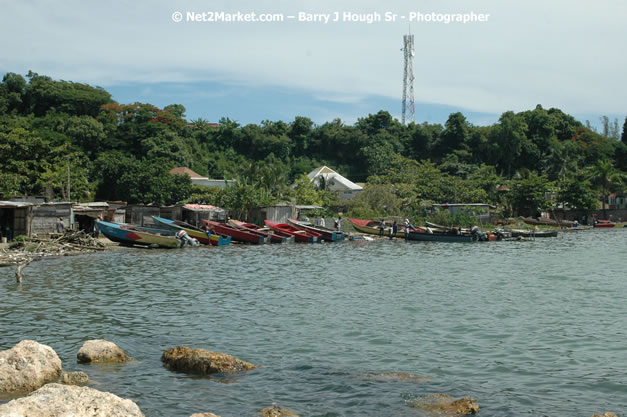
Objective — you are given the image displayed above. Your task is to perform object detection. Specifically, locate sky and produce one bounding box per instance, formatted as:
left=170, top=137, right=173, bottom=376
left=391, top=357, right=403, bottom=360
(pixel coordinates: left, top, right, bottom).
left=1, top=0, right=626, bottom=128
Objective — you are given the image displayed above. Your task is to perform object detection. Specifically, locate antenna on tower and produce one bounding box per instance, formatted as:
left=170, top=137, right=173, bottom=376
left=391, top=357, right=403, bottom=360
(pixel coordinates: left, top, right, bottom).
left=401, top=30, right=415, bottom=125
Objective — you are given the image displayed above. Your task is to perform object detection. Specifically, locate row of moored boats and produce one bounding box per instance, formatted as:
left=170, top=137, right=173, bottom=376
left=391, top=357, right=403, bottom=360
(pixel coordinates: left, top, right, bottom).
left=95, top=217, right=350, bottom=249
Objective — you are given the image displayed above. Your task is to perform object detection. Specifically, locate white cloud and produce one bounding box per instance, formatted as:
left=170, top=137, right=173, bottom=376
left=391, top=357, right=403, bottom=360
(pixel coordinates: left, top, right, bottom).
left=1, top=0, right=626, bottom=116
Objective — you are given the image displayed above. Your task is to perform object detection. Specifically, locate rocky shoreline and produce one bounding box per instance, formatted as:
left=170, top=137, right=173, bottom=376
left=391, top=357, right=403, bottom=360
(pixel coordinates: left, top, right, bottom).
left=0, top=339, right=620, bottom=417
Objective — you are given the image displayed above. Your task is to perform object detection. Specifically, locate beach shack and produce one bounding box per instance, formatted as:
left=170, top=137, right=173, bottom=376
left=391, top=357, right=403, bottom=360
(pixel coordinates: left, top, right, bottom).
left=73, top=202, right=109, bottom=233
left=31, top=202, right=73, bottom=236
left=124, top=204, right=160, bottom=227
left=0, top=200, right=39, bottom=241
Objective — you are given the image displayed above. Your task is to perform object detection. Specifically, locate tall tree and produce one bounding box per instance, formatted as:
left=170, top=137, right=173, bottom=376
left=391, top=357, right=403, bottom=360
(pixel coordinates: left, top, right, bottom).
left=622, top=116, right=627, bottom=143
left=585, top=159, right=625, bottom=213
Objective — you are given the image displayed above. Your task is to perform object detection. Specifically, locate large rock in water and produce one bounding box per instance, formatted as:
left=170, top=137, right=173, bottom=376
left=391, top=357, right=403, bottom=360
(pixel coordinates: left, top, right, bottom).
left=161, top=346, right=256, bottom=375
left=0, top=340, right=62, bottom=393
left=259, top=404, right=300, bottom=417
left=190, top=414, right=221, bottom=417
left=592, top=413, right=619, bottom=417
left=77, top=339, right=131, bottom=364
left=60, top=371, right=89, bottom=385
left=408, top=393, right=479, bottom=416
left=0, top=383, right=145, bottom=416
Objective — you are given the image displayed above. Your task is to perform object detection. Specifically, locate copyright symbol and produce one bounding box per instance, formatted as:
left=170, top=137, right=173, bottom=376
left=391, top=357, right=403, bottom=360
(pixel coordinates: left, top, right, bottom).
left=172, top=11, right=183, bottom=22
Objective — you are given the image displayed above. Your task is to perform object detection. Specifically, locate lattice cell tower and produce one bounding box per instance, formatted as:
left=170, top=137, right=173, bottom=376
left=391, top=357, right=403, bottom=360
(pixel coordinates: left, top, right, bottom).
left=401, top=33, right=415, bottom=125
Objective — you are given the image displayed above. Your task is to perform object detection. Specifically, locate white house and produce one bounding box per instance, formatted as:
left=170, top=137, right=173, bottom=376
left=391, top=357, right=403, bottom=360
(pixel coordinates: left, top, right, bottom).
left=169, top=167, right=235, bottom=188
left=307, top=166, right=363, bottom=201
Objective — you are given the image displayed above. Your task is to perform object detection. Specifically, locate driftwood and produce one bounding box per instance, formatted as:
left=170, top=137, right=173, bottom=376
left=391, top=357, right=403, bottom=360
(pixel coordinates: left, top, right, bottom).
left=15, top=259, right=33, bottom=283
left=2, top=231, right=107, bottom=282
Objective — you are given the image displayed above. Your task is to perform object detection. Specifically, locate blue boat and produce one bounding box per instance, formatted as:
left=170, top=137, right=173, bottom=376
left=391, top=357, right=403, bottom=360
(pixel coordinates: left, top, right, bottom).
left=96, top=220, right=181, bottom=248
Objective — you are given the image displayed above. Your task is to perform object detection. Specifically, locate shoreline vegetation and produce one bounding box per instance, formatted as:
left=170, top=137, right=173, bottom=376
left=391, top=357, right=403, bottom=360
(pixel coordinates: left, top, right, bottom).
left=1, top=71, right=626, bottom=223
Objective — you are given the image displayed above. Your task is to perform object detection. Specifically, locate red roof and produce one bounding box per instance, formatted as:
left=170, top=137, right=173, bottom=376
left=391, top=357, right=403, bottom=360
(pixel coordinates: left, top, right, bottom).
left=169, top=167, right=203, bottom=178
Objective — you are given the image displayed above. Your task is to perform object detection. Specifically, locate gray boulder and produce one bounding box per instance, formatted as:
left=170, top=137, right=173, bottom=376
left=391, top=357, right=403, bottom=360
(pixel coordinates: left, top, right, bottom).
left=0, top=340, right=62, bottom=393
left=162, top=346, right=256, bottom=375
left=259, top=404, right=300, bottom=416
left=0, top=383, right=144, bottom=416
left=77, top=340, right=131, bottom=364
left=60, top=371, right=89, bottom=385
left=408, top=393, right=479, bottom=416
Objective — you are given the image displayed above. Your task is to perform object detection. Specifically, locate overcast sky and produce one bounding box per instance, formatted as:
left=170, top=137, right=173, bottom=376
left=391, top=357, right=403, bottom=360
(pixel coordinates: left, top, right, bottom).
left=1, top=0, right=625, bottom=127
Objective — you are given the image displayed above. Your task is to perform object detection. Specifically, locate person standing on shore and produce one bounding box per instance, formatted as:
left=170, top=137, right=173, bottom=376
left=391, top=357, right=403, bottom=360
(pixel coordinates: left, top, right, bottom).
left=390, top=221, right=398, bottom=239
left=404, top=218, right=411, bottom=238
left=56, top=218, right=64, bottom=233
left=379, top=220, right=385, bottom=237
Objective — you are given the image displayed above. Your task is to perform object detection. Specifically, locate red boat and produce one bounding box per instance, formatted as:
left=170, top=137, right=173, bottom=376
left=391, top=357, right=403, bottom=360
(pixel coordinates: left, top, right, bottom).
left=264, top=220, right=322, bottom=243
left=593, top=219, right=616, bottom=228
left=202, top=220, right=265, bottom=244
left=287, top=218, right=345, bottom=241
left=229, top=220, right=288, bottom=243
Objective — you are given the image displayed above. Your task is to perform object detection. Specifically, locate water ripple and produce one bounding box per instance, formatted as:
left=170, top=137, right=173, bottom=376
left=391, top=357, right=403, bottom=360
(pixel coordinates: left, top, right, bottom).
left=1, top=229, right=626, bottom=416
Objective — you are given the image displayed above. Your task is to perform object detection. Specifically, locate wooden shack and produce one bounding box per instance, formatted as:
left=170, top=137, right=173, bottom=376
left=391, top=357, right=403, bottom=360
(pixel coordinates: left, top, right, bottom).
left=73, top=202, right=109, bottom=233
left=124, top=204, right=160, bottom=227
left=31, top=202, right=73, bottom=236
left=0, top=201, right=38, bottom=241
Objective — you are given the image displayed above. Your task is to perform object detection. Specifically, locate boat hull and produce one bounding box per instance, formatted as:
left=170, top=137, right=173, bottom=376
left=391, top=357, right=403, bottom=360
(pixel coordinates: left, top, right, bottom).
left=152, top=216, right=230, bottom=246
left=347, top=218, right=407, bottom=237
left=406, top=231, right=474, bottom=243
left=96, top=220, right=181, bottom=248
left=203, top=220, right=265, bottom=244
left=229, top=220, right=288, bottom=243
left=264, top=220, right=321, bottom=243
left=287, top=218, right=345, bottom=241
left=509, top=229, right=558, bottom=238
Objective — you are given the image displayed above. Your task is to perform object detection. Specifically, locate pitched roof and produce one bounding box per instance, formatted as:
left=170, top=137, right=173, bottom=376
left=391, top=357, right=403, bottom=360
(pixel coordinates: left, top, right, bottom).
left=169, top=167, right=206, bottom=179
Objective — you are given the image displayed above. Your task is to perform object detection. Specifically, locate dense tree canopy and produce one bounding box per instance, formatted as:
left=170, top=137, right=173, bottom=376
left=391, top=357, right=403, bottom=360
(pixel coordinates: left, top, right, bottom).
left=1, top=71, right=625, bottom=217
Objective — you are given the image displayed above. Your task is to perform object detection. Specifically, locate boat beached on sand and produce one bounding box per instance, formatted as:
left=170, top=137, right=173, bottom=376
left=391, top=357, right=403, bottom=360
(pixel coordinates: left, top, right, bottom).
left=287, top=218, right=345, bottom=241
left=96, top=220, right=184, bottom=248
left=228, top=219, right=289, bottom=243
left=264, top=220, right=322, bottom=243
left=347, top=218, right=409, bottom=238
left=152, top=216, right=231, bottom=246
left=202, top=220, right=265, bottom=244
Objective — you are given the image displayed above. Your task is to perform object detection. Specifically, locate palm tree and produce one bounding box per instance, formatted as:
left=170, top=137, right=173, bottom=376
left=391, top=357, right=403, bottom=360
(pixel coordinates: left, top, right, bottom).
left=585, top=159, right=625, bottom=215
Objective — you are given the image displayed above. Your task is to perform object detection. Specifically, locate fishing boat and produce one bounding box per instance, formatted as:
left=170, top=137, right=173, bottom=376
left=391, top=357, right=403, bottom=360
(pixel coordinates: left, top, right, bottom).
left=202, top=220, right=265, bottom=244
left=287, top=218, right=345, bottom=241
left=264, top=220, right=322, bottom=243
left=520, top=217, right=574, bottom=227
left=347, top=218, right=408, bottom=238
left=96, top=220, right=181, bottom=248
left=152, top=216, right=231, bottom=246
left=593, top=220, right=616, bottom=228
left=228, top=219, right=289, bottom=243
left=406, top=229, right=474, bottom=243
left=509, top=229, right=558, bottom=238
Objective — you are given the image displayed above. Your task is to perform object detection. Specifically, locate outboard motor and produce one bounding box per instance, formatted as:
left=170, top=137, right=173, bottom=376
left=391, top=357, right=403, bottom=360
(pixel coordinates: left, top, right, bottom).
left=471, top=225, right=488, bottom=241
left=175, top=230, right=199, bottom=247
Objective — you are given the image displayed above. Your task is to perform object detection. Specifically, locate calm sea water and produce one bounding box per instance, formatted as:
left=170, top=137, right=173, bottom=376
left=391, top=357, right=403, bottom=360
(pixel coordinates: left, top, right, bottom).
left=2, top=229, right=626, bottom=417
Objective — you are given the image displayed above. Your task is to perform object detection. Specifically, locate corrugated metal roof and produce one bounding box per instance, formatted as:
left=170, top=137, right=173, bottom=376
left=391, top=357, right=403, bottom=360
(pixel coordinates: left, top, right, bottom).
left=0, top=201, right=39, bottom=208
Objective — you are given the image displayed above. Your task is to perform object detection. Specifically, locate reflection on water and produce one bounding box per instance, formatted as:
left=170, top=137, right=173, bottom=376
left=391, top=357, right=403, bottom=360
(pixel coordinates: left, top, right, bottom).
left=1, top=229, right=626, bottom=416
